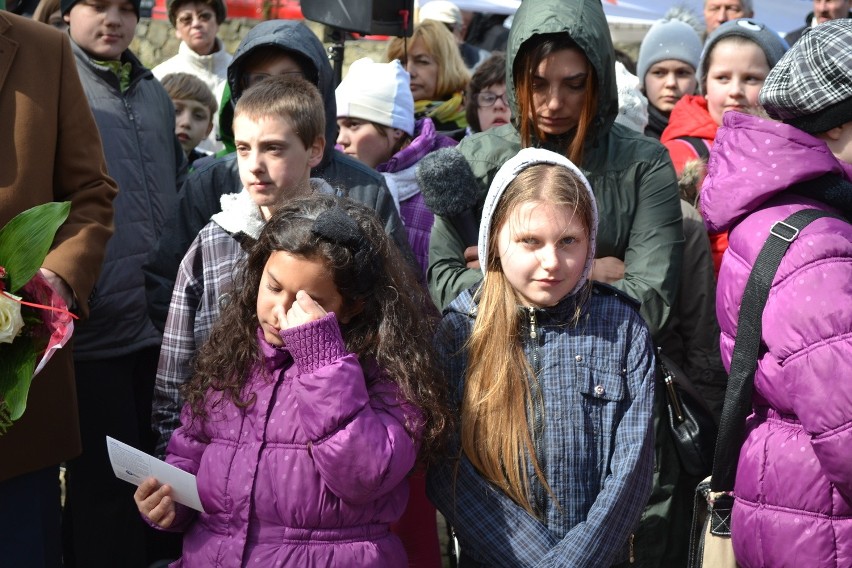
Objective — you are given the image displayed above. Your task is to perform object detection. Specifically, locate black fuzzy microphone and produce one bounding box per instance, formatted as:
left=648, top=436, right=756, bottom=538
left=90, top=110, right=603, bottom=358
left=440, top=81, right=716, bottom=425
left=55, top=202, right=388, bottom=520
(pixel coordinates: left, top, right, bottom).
left=416, top=147, right=481, bottom=247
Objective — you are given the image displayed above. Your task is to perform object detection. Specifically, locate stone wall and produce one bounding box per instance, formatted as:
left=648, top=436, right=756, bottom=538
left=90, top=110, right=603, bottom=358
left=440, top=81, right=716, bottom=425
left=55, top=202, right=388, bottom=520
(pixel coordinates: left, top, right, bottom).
left=131, top=18, right=391, bottom=75
left=131, top=18, right=640, bottom=80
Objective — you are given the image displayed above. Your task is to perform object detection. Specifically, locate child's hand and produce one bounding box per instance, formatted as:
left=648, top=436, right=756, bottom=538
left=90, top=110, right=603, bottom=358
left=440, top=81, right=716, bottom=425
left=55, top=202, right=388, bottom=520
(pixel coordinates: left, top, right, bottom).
left=134, top=477, right=177, bottom=529
left=282, top=290, right=328, bottom=329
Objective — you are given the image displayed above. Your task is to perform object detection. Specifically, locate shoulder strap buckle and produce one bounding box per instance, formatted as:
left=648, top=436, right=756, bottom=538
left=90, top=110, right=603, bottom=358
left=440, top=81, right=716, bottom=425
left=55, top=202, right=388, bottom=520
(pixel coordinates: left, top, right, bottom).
left=769, top=220, right=799, bottom=242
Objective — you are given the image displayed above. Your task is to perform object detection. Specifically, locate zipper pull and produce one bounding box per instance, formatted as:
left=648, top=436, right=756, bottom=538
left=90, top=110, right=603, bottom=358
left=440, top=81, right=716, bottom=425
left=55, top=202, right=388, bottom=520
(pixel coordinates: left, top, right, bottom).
left=528, top=307, right=537, bottom=339
left=629, top=533, right=635, bottom=563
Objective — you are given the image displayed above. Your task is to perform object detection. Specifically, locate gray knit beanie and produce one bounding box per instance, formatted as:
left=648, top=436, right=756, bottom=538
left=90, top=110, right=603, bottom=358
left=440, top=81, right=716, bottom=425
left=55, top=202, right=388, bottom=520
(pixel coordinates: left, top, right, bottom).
left=699, top=18, right=788, bottom=89
left=759, top=19, right=852, bottom=134
left=637, top=19, right=702, bottom=87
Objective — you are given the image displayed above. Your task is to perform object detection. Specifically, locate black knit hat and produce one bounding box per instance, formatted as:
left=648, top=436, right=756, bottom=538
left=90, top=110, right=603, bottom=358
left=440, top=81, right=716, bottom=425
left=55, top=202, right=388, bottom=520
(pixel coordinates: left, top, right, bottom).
left=759, top=19, right=852, bottom=134
left=61, top=0, right=140, bottom=18
left=167, top=0, right=227, bottom=26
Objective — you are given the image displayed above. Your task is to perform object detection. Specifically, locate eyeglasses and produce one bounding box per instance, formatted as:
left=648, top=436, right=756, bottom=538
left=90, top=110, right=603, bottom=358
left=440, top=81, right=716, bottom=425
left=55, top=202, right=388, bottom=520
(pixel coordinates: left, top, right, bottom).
left=176, top=11, right=215, bottom=26
left=242, top=71, right=305, bottom=90
left=474, top=92, right=509, bottom=107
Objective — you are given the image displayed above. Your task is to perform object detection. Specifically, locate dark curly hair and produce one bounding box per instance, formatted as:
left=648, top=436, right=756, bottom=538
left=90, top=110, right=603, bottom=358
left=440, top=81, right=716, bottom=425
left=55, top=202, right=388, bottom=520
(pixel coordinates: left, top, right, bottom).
left=182, top=195, right=451, bottom=464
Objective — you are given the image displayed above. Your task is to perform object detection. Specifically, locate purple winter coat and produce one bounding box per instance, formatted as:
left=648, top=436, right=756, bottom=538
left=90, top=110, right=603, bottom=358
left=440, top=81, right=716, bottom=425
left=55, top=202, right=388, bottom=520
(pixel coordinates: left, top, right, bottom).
left=700, top=111, right=852, bottom=568
left=377, top=118, right=456, bottom=275
left=163, top=314, right=419, bottom=567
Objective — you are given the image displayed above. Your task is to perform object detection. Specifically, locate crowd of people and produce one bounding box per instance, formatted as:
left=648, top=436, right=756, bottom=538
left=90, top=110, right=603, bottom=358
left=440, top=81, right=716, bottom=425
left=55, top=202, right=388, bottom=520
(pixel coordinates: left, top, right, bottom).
left=1, top=0, right=851, bottom=566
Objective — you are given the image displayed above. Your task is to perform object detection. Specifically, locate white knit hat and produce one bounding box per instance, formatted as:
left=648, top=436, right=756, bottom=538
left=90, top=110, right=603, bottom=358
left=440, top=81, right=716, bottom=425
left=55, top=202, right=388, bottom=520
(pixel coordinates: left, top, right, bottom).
left=418, top=0, right=462, bottom=29
left=336, top=58, right=415, bottom=136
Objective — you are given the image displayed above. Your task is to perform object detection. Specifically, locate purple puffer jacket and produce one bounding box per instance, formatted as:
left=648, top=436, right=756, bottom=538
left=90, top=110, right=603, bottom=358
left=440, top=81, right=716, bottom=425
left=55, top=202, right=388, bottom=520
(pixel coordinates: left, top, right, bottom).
left=377, top=118, right=456, bottom=275
left=701, top=112, right=852, bottom=568
left=163, top=314, right=418, bottom=567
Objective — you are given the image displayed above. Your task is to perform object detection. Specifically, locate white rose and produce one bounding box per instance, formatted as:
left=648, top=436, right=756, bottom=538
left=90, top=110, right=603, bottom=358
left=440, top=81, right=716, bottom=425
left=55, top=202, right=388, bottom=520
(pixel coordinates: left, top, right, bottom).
left=0, top=292, right=25, bottom=344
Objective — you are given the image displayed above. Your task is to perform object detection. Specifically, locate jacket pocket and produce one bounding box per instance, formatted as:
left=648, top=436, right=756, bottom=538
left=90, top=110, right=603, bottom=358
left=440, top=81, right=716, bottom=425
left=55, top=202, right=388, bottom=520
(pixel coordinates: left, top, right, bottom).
left=574, top=362, right=627, bottom=438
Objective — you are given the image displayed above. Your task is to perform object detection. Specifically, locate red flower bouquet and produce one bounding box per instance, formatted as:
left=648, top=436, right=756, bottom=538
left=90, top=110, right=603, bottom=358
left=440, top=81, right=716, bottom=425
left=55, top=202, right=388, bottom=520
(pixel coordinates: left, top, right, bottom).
left=0, top=202, right=76, bottom=434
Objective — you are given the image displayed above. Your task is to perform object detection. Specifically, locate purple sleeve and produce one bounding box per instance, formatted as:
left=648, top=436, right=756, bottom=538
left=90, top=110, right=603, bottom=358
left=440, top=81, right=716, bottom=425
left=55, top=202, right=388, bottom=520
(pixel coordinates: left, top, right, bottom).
left=282, top=313, right=420, bottom=505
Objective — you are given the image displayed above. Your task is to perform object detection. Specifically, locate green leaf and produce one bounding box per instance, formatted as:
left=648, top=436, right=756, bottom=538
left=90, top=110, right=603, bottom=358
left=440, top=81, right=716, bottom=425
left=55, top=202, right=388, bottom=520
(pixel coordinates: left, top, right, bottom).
left=0, top=202, right=71, bottom=292
left=0, top=339, right=37, bottom=422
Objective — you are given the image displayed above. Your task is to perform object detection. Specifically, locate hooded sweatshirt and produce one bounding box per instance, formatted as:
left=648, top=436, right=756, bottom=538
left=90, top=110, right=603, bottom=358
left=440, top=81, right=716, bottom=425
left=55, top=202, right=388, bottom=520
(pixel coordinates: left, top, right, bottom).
left=427, top=148, right=655, bottom=567
left=143, top=20, right=413, bottom=333
left=426, top=0, right=682, bottom=339
left=700, top=112, right=852, bottom=568
left=660, top=94, right=728, bottom=275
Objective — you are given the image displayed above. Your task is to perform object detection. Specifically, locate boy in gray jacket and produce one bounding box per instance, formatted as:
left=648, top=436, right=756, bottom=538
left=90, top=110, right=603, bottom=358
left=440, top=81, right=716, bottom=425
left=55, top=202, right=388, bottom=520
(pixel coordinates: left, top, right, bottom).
left=61, top=0, right=187, bottom=564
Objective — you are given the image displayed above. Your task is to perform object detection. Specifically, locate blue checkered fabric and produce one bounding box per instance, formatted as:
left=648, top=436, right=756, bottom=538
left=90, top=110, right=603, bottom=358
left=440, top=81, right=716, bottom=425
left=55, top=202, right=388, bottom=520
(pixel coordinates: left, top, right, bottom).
left=428, top=284, right=656, bottom=567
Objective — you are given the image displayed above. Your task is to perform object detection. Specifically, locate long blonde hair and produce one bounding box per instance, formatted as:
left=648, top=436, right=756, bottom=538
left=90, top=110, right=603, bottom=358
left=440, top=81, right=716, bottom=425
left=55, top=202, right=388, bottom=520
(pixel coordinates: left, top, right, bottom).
left=387, top=19, right=470, bottom=100
left=461, top=164, right=594, bottom=515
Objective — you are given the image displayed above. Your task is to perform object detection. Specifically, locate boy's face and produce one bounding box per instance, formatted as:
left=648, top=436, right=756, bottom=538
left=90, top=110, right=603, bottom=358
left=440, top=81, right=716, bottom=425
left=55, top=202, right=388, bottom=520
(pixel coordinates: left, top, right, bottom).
left=234, top=114, right=324, bottom=219
left=173, top=98, right=213, bottom=156
left=65, top=0, right=137, bottom=61
left=173, top=1, right=219, bottom=56
left=241, top=53, right=306, bottom=94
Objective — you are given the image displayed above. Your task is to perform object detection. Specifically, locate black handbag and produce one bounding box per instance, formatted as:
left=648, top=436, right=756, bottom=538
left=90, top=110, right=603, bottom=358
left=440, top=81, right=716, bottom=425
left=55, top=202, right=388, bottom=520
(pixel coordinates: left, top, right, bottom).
left=657, top=350, right=718, bottom=478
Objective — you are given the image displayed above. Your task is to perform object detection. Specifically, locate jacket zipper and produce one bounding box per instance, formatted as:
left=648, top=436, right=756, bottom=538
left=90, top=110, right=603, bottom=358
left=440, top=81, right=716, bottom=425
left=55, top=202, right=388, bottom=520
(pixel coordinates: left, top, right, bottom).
left=526, top=307, right=546, bottom=515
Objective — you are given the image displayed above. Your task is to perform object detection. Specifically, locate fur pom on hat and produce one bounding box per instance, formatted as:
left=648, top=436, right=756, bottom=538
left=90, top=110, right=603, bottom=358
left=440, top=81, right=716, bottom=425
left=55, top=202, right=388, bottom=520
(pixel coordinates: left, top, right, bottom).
left=759, top=19, right=852, bottom=134
left=336, top=58, right=415, bottom=137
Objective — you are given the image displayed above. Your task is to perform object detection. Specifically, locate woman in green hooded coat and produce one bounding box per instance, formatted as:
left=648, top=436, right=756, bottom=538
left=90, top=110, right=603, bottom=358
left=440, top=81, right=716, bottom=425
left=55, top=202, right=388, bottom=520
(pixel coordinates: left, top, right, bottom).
left=426, top=0, right=690, bottom=566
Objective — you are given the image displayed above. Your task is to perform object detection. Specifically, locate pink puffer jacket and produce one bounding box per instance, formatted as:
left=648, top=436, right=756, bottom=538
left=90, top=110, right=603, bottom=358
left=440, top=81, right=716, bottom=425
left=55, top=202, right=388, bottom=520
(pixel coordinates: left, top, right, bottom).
left=700, top=112, right=852, bottom=568
left=164, top=314, right=418, bottom=567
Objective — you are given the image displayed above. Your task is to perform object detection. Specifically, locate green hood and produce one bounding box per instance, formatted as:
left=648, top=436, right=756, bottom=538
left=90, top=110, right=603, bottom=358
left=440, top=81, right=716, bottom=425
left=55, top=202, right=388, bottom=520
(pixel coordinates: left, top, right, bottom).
left=506, top=0, right=618, bottom=142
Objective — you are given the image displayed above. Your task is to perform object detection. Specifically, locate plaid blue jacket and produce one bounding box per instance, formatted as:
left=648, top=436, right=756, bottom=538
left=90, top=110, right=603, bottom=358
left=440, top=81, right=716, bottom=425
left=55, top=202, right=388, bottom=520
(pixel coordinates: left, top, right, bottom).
left=428, top=283, right=655, bottom=567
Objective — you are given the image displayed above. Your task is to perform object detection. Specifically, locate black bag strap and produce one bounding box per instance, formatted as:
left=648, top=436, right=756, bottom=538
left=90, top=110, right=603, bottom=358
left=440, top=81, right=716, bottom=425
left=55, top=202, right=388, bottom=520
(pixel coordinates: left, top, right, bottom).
left=678, top=136, right=711, bottom=161
left=710, top=208, right=846, bottom=492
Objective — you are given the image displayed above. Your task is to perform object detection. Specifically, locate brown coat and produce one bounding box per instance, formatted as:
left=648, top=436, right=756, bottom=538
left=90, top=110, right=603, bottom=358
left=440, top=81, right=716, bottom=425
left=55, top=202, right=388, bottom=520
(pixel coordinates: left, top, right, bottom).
left=0, top=12, right=117, bottom=481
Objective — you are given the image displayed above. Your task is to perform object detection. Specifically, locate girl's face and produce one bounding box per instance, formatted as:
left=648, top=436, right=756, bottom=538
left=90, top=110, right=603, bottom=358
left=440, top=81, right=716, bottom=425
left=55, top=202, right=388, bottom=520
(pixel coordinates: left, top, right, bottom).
left=65, top=0, right=137, bottom=61
left=336, top=118, right=401, bottom=168
left=404, top=37, right=439, bottom=101
left=530, top=48, right=589, bottom=137
left=476, top=82, right=512, bottom=131
left=644, top=60, right=697, bottom=114
left=496, top=200, right=589, bottom=308
left=256, top=251, right=351, bottom=346
left=704, top=40, right=770, bottom=126
left=234, top=114, right=324, bottom=220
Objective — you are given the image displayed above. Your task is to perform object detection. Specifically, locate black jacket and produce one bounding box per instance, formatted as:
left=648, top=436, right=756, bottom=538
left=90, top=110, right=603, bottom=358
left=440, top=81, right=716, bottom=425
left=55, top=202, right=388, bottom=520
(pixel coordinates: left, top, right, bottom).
left=143, top=20, right=412, bottom=332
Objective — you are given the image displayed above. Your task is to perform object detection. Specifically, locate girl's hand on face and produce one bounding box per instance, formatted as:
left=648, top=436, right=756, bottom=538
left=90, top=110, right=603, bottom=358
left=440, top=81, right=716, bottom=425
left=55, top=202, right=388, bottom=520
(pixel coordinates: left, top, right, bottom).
left=282, top=290, right=329, bottom=329
left=134, top=477, right=176, bottom=529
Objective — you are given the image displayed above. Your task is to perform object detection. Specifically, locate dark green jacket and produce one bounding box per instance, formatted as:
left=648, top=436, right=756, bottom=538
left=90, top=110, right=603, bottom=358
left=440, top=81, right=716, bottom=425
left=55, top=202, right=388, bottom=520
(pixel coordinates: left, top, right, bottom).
left=427, top=0, right=683, bottom=339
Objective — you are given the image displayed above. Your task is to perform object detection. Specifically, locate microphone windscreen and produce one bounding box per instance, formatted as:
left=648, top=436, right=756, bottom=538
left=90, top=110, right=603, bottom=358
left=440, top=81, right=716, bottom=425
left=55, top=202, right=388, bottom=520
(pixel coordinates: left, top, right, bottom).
left=416, top=148, right=480, bottom=218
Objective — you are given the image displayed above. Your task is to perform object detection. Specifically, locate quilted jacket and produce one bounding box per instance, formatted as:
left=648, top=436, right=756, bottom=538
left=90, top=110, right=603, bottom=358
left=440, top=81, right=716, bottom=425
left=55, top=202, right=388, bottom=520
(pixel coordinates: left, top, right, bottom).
left=163, top=315, right=419, bottom=567
left=700, top=111, right=852, bottom=568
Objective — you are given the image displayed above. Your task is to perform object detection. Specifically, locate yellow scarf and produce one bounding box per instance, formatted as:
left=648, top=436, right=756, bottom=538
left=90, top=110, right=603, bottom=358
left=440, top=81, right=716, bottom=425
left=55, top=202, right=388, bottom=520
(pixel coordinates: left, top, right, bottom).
left=414, top=91, right=467, bottom=128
